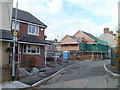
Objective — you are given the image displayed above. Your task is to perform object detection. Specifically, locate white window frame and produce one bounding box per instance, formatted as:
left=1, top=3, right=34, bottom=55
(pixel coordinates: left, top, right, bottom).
left=23, top=45, right=40, bottom=54
left=28, top=24, right=39, bottom=36
left=12, top=20, right=20, bottom=30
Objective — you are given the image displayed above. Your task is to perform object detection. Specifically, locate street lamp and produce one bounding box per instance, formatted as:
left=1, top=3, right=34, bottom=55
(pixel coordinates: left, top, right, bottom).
left=12, top=0, right=18, bottom=81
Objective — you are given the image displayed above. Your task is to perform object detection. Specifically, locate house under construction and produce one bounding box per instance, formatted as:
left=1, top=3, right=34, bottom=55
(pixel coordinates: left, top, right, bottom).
left=61, top=30, right=108, bottom=60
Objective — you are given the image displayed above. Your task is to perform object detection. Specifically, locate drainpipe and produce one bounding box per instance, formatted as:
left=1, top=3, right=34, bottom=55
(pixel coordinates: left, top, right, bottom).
left=18, top=43, right=20, bottom=68
left=45, top=45, right=47, bottom=66
left=12, top=41, right=16, bottom=81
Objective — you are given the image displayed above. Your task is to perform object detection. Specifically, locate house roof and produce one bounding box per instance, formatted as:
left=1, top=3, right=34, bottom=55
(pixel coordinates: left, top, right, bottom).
left=74, top=30, right=108, bottom=45
left=66, top=35, right=84, bottom=43
left=18, top=35, right=47, bottom=45
left=82, top=31, right=99, bottom=41
left=45, top=40, right=61, bottom=45
left=0, top=29, right=13, bottom=40
left=45, top=40, right=54, bottom=45
left=12, top=8, right=47, bottom=27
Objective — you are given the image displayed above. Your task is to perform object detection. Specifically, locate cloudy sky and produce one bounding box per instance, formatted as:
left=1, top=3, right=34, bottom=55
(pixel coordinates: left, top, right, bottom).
left=13, top=0, right=119, bottom=41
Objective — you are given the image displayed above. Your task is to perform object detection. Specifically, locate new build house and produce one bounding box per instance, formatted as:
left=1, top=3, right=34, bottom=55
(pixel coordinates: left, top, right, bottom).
left=61, top=30, right=108, bottom=60
left=11, top=8, right=47, bottom=68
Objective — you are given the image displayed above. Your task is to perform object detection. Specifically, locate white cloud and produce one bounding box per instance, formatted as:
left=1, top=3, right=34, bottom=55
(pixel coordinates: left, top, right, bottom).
left=48, top=0, right=64, bottom=15
left=67, top=0, right=119, bottom=16
left=13, top=0, right=119, bottom=41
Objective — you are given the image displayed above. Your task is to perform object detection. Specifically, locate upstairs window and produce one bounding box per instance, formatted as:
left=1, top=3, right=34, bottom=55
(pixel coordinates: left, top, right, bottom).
left=28, top=25, right=39, bottom=36
left=12, top=20, right=20, bottom=30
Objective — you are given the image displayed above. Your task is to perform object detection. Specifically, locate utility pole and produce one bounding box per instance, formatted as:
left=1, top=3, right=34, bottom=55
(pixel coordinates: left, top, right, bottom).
left=12, top=0, right=18, bottom=81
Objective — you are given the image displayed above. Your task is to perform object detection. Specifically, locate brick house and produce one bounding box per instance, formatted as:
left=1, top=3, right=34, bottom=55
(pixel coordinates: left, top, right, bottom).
left=11, top=8, right=47, bottom=68
left=61, top=30, right=108, bottom=60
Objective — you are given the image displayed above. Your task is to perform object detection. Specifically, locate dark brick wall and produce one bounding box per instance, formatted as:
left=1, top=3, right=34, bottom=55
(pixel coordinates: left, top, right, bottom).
left=17, top=22, right=45, bottom=41
left=18, top=22, right=28, bottom=36
left=70, top=52, right=105, bottom=60
left=15, top=22, right=46, bottom=68
left=20, top=44, right=45, bottom=68
left=21, top=54, right=42, bottom=68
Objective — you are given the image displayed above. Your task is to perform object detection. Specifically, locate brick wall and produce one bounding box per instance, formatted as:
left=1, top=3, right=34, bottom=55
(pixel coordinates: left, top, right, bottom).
left=61, top=36, right=77, bottom=44
left=18, top=22, right=28, bottom=36
left=74, top=31, right=94, bottom=44
left=21, top=54, right=43, bottom=68
left=20, top=44, right=45, bottom=68
left=70, top=52, right=104, bottom=60
left=61, top=44, right=79, bottom=51
left=12, top=22, right=45, bottom=41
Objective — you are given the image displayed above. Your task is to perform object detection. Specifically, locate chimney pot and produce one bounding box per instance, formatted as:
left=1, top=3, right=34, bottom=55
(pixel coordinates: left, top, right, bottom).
left=109, top=31, right=113, bottom=35
left=104, top=27, right=109, bottom=33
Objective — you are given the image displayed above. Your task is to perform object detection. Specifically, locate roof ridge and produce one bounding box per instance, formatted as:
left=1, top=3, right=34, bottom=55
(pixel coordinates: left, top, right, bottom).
left=12, top=8, right=47, bottom=27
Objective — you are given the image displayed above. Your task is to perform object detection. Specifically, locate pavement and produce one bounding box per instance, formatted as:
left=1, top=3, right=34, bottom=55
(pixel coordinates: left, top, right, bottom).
left=104, top=63, right=120, bottom=77
left=1, top=60, right=76, bottom=89
left=1, top=81, right=30, bottom=89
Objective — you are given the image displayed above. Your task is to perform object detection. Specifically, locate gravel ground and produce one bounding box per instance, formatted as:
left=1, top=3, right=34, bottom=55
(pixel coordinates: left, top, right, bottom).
left=19, top=60, right=76, bottom=85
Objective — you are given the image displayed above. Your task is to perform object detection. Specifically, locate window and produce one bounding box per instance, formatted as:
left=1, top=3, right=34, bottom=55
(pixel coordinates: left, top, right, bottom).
left=12, top=20, right=20, bottom=30
left=28, top=25, right=39, bottom=35
left=23, top=45, right=40, bottom=54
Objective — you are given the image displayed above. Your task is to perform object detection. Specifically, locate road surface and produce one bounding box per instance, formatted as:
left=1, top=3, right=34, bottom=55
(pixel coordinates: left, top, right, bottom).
left=35, top=60, right=119, bottom=88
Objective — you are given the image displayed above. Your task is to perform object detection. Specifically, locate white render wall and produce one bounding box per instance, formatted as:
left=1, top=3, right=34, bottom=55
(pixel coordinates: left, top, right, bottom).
left=99, top=33, right=116, bottom=47
left=0, top=0, right=13, bottom=30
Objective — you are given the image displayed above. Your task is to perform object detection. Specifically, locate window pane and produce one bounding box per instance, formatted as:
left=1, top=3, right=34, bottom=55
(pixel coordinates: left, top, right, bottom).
left=28, top=25, right=31, bottom=34
left=32, top=26, right=35, bottom=34
left=12, top=21, right=15, bottom=30
left=12, top=21, right=19, bottom=30
left=36, top=27, right=39, bottom=35
left=27, top=45, right=31, bottom=53
left=37, top=46, right=40, bottom=53
left=24, top=45, right=26, bottom=53
left=31, top=46, right=36, bottom=53
left=16, top=21, right=19, bottom=30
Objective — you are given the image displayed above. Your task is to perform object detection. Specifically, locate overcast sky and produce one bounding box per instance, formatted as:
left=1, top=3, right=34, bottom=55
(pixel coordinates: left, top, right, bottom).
left=13, top=0, right=119, bottom=41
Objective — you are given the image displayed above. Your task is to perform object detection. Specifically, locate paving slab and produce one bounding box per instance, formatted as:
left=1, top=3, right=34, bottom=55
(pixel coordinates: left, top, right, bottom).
left=1, top=81, right=30, bottom=88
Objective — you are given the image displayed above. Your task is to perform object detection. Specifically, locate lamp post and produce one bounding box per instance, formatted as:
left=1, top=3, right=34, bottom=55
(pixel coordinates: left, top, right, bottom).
left=12, top=0, right=18, bottom=81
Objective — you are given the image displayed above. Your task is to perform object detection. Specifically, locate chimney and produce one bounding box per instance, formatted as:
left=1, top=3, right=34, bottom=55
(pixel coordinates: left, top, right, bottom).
left=104, top=28, right=109, bottom=33
left=109, top=31, right=113, bottom=35
left=113, top=34, right=116, bottom=36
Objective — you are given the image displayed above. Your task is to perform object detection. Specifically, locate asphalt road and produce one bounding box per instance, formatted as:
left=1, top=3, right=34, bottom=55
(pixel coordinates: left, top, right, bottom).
left=35, top=60, right=119, bottom=88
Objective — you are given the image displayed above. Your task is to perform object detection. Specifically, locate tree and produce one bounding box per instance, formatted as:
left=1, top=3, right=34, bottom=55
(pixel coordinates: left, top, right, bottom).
left=54, top=39, right=58, bottom=42
left=115, top=28, right=120, bottom=68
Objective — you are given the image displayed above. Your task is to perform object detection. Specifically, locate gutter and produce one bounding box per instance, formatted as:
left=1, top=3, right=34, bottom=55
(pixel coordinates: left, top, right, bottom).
left=0, top=39, right=13, bottom=42
left=17, top=41, right=46, bottom=46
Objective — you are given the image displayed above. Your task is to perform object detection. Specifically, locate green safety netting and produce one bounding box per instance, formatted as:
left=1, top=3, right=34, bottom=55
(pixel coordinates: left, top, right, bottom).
left=95, top=39, right=108, bottom=45
left=80, top=43, right=108, bottom=52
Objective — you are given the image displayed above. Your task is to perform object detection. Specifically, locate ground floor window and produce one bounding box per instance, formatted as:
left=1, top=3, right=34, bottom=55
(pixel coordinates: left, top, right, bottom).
left=23, top=45, right=40, bottom=54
